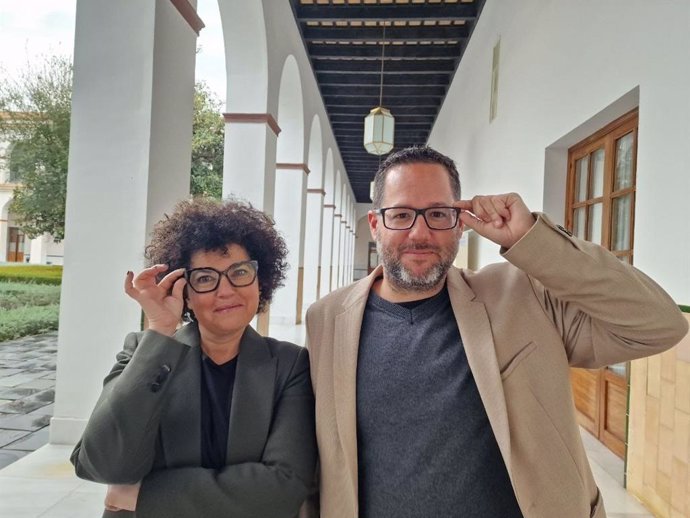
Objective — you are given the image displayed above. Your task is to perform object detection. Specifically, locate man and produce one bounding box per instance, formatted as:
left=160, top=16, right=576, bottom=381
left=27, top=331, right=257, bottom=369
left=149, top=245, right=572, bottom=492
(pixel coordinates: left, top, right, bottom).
left=305, top=146, right=688, bottom=518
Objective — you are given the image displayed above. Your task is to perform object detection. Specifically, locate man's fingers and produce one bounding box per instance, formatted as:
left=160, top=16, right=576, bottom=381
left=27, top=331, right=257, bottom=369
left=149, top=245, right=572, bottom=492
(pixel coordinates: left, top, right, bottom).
left=458, top=209, right=488, bottom=233
left=471, top=196, right=503, bottom=228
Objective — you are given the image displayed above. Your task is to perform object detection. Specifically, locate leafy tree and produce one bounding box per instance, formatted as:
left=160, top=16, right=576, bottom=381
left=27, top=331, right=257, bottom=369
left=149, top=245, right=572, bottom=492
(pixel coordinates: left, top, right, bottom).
left=0, top=55, right=72, bottom=241
left=0, top=57, right=224, bottom=241
left=190, top=81, right=224, bottom=199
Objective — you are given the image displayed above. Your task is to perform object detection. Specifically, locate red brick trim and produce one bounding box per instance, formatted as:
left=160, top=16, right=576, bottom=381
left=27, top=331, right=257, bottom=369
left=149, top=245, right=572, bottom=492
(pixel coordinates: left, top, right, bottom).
left=276, top=163, right=310, bottom=175
left=169, top=0, right=205, bottom=35
left=223, top=113, right=281, bottom=136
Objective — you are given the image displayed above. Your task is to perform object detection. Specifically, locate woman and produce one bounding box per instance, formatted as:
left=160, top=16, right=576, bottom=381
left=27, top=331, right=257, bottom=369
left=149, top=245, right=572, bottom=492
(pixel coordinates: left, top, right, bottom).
left=71, top=198, right=317, bottom=518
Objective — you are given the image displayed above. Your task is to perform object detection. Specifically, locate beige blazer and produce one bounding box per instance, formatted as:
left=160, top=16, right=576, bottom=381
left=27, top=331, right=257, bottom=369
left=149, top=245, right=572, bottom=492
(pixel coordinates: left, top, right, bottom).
left=305, top=214, right=688, bottom=518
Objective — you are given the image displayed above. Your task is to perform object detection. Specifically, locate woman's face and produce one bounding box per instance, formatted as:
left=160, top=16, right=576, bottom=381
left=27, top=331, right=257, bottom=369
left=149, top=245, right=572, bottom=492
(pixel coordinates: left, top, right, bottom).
left=186, top=243, right=260, bottom=343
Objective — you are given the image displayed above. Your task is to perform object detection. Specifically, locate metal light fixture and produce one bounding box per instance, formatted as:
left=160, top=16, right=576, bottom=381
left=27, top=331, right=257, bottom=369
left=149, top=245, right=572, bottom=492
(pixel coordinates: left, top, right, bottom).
left=363, top=23, right=395, bottom=155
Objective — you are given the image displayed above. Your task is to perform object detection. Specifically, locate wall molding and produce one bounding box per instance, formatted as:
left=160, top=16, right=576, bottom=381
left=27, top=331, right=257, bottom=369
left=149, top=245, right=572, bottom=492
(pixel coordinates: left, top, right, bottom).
left=307, top=188, right=326, bottom=195
left=223, top=113, right=281, bottom=136
left=169, top=0, right=205, bottom=35
left=276, top=163, right=310, bottom=175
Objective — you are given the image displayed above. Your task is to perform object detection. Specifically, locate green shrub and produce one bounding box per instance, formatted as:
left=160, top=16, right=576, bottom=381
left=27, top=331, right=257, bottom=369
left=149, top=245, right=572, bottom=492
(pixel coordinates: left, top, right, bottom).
left=0, top=265, right=62, bottom=285
left=0, top=282, right=61, bottom=310
left=680, top=305, right=690, bottom=314
left=0, top=304, right=60, bottom=341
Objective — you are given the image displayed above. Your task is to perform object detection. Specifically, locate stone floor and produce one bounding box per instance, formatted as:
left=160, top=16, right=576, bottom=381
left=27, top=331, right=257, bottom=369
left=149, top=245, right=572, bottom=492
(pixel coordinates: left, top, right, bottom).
left=0, top=326, right=656, bottom=517
left=0, top=332, right=57, bottom=470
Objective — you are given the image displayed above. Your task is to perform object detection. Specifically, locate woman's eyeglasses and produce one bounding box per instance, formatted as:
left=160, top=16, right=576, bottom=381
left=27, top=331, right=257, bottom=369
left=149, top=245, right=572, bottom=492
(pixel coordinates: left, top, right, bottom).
left=185, top=260, right=258, bottom=293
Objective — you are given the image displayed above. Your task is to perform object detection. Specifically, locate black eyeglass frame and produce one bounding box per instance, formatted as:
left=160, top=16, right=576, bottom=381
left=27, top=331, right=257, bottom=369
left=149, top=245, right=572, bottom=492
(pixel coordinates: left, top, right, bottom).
left=185, top=260, right=259, bottom=293
left=374, top=206, right=461, bottom=230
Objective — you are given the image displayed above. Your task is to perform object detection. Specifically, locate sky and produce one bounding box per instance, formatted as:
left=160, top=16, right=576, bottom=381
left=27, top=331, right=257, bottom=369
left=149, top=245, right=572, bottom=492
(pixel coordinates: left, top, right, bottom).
left=0, top=0, right=228, bottom=104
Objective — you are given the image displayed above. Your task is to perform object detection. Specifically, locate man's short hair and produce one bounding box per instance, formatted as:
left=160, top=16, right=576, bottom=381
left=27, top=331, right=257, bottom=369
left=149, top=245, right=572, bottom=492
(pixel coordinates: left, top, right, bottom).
left=371, top=146, right=461, bottom=208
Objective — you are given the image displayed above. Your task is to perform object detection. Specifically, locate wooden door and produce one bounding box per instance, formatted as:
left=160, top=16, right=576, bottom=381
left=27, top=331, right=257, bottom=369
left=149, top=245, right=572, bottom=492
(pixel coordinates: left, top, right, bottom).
left=7, top=227, right=25, bottom=262
left=570, top=366, right=627, bottom=458
left=566, top=109, right=638, bottom=459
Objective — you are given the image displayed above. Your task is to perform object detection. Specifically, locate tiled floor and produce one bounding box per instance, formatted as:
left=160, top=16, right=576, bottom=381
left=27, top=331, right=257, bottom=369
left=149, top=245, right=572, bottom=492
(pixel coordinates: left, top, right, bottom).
left=0, top=332, right=57, bottom=469
left=0, top=325, right=657, bottom=517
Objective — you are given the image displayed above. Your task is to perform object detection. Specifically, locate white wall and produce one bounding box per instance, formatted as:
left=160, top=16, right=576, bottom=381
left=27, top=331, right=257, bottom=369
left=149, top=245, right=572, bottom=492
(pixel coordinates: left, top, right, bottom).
left=354, top=215, right=371, bottom=280
left=429, top=0, right=690, bottom=303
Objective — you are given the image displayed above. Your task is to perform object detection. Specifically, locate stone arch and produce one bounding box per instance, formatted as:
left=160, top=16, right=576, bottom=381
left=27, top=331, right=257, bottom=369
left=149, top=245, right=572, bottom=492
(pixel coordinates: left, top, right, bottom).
left=218, top=0, right=268, bottom=112
left=276, top=55, right=305, bottom=163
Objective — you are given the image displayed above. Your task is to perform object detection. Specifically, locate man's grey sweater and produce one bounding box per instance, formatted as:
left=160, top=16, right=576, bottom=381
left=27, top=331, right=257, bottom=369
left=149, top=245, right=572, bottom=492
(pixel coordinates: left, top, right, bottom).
left=356, top=287, right=523, bottom=518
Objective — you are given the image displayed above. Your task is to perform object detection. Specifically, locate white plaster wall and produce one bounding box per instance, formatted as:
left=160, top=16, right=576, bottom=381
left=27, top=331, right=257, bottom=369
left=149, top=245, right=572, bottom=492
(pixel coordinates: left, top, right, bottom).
left=429, top=0, right=690, bottom=303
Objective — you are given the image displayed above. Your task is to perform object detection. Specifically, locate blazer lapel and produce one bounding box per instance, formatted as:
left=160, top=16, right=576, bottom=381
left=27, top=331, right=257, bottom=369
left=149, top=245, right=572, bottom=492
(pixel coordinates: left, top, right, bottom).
left=332, top=267, right=381, bottom=499
left=446, top=268, right=512, bottom=475
left=159, top=322, right=202, bottom=468
left=226, top=326, right=277, bottom=464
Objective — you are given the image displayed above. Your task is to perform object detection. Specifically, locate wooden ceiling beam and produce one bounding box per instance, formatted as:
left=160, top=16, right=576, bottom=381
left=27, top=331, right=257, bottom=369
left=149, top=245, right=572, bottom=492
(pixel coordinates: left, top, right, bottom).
left=313, top=59, right=456, bottom=73
left=309, top=43, right=462, bottom=59
left=302, top=25, right=469, bottom=42
left=317, top=72, right=451, bottom=86
left=295, top=4, right=477, bottom=22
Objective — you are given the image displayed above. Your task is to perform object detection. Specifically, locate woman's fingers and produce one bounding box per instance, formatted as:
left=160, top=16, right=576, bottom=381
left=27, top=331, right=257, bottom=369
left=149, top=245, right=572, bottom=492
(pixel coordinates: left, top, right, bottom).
left=124, top=271, right=137, bottom=298
left=125, top=265, right=179, bottom=300
left=132, top=264, right=168, bottom=288
left=158, top=268, right=186, bottom=292
left=170, top=276, right=187, bottom=301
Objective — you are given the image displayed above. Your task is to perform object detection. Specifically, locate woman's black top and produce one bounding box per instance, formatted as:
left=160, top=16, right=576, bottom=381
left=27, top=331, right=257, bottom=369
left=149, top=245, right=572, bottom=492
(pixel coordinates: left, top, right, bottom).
left=200, top=355, right=238, bottom=469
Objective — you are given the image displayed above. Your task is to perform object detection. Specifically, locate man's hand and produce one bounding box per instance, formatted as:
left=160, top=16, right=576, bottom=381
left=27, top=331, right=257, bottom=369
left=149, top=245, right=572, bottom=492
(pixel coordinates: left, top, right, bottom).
left=124, top=265, right=186, bottom=336
left=455, top=193, right=536, bottom=249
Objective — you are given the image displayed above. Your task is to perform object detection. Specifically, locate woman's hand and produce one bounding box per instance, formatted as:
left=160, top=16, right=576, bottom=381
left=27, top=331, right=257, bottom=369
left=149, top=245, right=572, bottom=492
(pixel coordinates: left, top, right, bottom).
left=105, top=482, right=141, bottom=512
left=124, top=265, right=186, bottom=336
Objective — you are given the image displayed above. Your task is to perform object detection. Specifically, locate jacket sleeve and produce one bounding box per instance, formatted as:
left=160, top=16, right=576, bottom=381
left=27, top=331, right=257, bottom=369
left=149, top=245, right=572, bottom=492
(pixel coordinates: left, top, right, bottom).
left=71, top=330, right=190, bottom=483
left=502, top=213, right=688, bottom=368
left=134, top=347, right=317, bottom=518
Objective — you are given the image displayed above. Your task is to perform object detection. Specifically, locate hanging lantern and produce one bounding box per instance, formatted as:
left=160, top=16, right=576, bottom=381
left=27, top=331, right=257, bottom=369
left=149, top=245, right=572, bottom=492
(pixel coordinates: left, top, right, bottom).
left=363, top=23, right=394, bottom=156
left=363, top=107, right=395, bottom=155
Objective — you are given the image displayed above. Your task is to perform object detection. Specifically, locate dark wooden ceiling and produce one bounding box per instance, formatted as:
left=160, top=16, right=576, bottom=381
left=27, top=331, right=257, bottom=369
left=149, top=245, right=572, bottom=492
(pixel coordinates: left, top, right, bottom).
left=290, top=0, right=486, bottom=202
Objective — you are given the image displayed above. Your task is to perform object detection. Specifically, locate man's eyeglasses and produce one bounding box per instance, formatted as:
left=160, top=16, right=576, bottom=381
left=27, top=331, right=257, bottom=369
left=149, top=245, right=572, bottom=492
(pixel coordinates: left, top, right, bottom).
left=185, top=260, right=259, bottom=293
left=374, top=206, right=460, bottom=230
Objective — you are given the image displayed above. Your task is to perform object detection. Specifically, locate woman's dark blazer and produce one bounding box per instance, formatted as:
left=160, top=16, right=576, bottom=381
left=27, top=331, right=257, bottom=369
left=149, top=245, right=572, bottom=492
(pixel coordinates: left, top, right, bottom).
left=71, top=321, right=317, bottom=518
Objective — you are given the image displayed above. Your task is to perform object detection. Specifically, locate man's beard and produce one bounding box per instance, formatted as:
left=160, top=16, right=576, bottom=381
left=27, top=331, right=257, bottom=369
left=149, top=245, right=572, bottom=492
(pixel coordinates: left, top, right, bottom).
left=376, top=239, right=458, bottom=293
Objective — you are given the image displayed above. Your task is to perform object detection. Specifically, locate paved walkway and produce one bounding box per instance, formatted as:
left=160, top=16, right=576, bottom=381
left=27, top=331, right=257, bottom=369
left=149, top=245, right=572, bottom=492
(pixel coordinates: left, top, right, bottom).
left=0, top=327, right=656, bottom=517
left=0, top=332, right=57, bottom=469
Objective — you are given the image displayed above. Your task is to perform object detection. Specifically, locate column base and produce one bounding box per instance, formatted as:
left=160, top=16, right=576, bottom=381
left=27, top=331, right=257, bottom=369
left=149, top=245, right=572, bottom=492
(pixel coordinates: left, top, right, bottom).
left=49, top=416, right=87, bottom=446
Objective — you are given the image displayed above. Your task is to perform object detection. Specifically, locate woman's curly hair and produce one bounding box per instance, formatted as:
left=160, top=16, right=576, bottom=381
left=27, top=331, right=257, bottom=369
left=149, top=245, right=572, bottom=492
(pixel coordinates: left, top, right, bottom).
left=145, top=197, right=288, bottom=313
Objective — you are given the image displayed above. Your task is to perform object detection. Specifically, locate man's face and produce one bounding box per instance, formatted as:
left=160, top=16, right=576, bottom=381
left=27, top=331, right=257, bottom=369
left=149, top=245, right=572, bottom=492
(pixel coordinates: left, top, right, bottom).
left=368, top=162, right=462, bottom=293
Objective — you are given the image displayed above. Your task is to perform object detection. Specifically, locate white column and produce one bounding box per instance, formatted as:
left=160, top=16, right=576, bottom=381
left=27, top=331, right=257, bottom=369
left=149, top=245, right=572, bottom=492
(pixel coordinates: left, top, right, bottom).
left=332, top=212, right=342, bottom=289
left=272, top=163, right=308, bottom=325
left=51, top=0, right=198, bottom=444
left=28, top=235, right=48, bottom=264
left=345, top=202, right=353, bottom=284
left=222, top=115, right=278, bottom=215
left=339, top=217, right=348, bottom=287
left=303, top=188, right=325, bottom=309
left=320, top=203, right=335, bottom=296
left=0, top=197, right=10, bottom=263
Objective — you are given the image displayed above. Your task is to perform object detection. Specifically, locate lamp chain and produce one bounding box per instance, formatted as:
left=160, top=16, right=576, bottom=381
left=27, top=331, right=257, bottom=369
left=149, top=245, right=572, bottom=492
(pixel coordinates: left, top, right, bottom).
left=378, top=23, right=386, bottom=107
